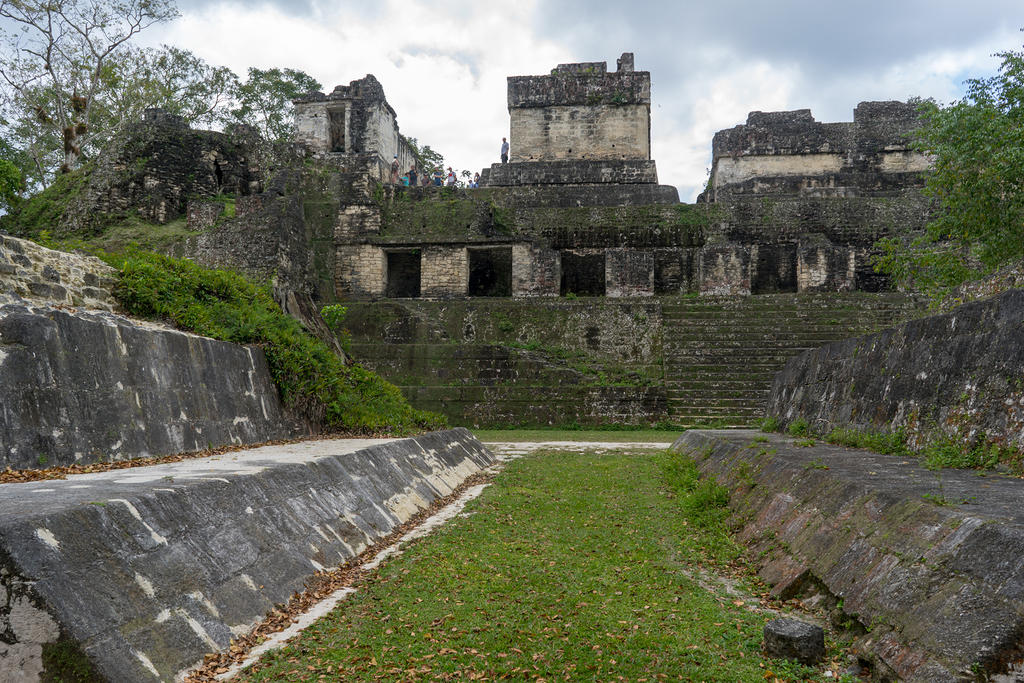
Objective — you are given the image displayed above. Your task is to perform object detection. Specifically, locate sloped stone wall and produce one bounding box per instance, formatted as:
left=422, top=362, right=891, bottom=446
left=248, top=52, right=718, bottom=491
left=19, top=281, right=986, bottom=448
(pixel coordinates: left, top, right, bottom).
left=0, top=429, right=494, bottom=682
left=0, top=303, right=296, bottom=470
left=766, top=288, right=1024, bottom=449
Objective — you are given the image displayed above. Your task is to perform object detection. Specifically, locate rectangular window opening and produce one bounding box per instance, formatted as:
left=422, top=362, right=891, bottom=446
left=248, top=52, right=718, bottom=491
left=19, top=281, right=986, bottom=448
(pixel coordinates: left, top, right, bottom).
left=386, top=250, right=421, bottom=298
left=468, top=247, right=512, bottom=297
left=560, top=251, right=606, bottom=296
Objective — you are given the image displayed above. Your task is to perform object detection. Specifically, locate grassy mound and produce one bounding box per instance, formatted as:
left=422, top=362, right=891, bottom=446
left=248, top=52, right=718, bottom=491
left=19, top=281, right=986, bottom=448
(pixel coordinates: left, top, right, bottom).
left=107, top=249, right=445, bottom=435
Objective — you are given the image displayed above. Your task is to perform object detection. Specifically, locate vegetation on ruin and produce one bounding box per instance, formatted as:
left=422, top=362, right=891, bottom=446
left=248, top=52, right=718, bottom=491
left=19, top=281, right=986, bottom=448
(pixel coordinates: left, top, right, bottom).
left=237, top=447, right=848, bottom=681
left=764, top=420, right=1024, bottom=474
left=105, top=249, right=445, bottom=435
left=0, top=0, right=320, bottom=192
left=875, top=41, right=1024, bottom=303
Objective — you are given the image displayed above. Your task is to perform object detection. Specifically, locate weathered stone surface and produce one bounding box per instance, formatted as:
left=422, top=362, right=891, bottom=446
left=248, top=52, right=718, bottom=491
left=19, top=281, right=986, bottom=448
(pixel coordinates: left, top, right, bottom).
left=710, top=101, right=928, bottom=200
left=671, top=429, right=1024, bottom=681
left=766, top=288, right=1024, bottom=449
left=54, top=110, right=261, bottom=233
left=0, top=303, right=296, bottom=470
left=763, top=618, right=825, bottom=665
left=0, top=234, right=118, bottom=311
left=344, top=294, right=923, bottom=427
left=0, top=429, right=495, bottom=682
left=293, top=75, right=420, bottom=179
left=482, top=159, right=660, bottom=186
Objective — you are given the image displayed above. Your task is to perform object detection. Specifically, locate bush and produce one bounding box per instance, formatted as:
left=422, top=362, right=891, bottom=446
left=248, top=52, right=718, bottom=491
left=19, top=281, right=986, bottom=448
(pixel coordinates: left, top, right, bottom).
left=824, top=426, right=909, bottom=456
left=786, top=418, right=810, bottom=437
left=106, top=248, right=445, bottom=435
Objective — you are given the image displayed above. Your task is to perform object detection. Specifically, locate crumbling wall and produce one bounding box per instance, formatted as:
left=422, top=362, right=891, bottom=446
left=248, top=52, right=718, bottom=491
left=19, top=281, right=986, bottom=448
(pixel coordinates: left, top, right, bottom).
left=293, top=75, right=419, bottom=178
left=710, top=101, right=929, bottom=200
left=0, top=234, right=118, bottom=311
left=55, top=109, right=261, bottom=233
left=766, top=288, right=1024, bottom=449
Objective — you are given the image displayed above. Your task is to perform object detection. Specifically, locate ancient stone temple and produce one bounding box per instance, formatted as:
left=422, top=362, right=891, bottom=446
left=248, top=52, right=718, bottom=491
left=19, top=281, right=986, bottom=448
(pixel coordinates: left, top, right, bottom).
left=173, top=55, right=932, bottom=427
left=480, top=52, right=669, bottom=195
left=293, top=74, right=420, bottom=180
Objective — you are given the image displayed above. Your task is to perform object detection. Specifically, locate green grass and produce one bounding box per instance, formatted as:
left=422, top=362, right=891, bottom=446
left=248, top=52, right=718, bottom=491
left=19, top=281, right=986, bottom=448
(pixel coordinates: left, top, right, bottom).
left=38, top=215, right=204, bottom=255
left=237, top=448, right=834, bottom=682
left=472, top=429, right=683, bottom=443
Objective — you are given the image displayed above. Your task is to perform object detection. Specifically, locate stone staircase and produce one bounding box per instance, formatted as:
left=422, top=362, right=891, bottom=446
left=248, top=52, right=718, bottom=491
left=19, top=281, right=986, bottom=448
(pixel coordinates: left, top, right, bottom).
left=662, top=293, right=924, bottom=427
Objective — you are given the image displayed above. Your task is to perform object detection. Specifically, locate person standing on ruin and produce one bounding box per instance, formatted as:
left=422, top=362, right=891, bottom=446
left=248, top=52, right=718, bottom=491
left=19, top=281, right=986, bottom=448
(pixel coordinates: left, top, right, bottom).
left=390, top=155, right=400, bottom=184
left=409, top=166, right=418, bottom=186
left=500, top=137, right=509, bottom=163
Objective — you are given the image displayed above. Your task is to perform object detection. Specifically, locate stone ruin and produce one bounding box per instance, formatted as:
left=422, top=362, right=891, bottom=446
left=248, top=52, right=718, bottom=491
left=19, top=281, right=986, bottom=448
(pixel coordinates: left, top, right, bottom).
left=293, top=74, right=421, bottom=182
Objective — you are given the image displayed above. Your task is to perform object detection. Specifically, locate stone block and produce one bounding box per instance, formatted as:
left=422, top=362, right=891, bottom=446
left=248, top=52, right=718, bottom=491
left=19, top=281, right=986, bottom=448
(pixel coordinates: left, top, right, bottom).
left=763, top=618, right=825, bottom=665
left=511, top=244, right=560, bottom=297
left=421, top=246, right=468, bottom=298
left=605, top=248, right=653, bottom=297
left=699, top=245, right=751, bottom=295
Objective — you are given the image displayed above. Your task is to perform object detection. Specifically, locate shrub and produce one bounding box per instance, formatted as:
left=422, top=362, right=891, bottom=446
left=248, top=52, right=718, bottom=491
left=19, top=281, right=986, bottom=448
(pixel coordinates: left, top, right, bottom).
left=106, top=248, right=445, bottom=435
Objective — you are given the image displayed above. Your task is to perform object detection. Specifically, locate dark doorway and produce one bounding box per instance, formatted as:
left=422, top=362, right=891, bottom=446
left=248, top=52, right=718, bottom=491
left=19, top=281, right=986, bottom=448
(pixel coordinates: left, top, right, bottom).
left=386, top=251, right=420, bottom=297
left=468, top=247, right=512, bottom=297
left=329, top=109, right=346, bottom=152
left=751, top=245, right=797, bottom=294
left=560, top=251, right=605, bottom=296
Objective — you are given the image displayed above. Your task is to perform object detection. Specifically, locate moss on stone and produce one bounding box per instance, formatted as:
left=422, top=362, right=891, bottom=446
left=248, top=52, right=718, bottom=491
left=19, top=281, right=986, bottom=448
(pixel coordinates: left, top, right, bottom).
left=41, top=638, right=103, bottom=683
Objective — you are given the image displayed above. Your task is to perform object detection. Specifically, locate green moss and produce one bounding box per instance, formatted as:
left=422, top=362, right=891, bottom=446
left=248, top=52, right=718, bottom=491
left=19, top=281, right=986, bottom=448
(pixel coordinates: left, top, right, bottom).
left=41, top=638, right=103, bottom=682
left=39, top=215, right=204, bottom=256
left=2, top=166, right=93, bottom=237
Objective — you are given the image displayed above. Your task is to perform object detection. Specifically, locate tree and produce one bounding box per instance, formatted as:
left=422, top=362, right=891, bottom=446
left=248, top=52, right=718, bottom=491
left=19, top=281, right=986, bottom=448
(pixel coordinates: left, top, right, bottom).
left=0, top=0, right=179, bottom=176
left=403, top=135, right=443, bottom=173
left=875, top=41, right=1024, bottom=300
left=231, top=67, right=321, bottom=144
left=100, top=44, right=238, bottom=131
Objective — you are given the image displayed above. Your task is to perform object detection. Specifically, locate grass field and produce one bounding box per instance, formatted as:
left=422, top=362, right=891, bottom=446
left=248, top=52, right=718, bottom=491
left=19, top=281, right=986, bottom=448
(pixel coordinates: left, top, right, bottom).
left=237, top=447, right=847, bottom=681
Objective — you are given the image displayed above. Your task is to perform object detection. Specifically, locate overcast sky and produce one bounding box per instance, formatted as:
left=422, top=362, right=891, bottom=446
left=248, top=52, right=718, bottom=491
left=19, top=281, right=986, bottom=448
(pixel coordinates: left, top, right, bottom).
left=143, top=1, right=1020, bottom=201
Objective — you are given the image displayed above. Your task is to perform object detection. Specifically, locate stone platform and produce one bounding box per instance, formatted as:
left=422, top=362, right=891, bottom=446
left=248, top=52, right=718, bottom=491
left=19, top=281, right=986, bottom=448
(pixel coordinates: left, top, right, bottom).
left=672, top=429, right=1024, bottom=682
left=0, top=428, right=494, bottom=682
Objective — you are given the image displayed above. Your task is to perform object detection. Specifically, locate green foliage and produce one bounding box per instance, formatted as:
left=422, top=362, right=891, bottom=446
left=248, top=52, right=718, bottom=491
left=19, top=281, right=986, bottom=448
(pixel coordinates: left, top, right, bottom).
left=875, top=42, right=1024, bottom=301
left=232, top=67, right=322, bottom=143
left=919, top=435, right=1011, bottom=471
left=786, top=417, right=810, bottom=437
left=1, top=164, right=91, bottom=236
left=759, top=416, right=780, bottom=433
left=106, top=249, right=444, bottom=434
left=320, top=303, right=352, bottom=354
left=401, top=135, right=444, bottom=173
left=659, top=451, right=737, bottom=561
left=824, top=427, right=910, bottom=456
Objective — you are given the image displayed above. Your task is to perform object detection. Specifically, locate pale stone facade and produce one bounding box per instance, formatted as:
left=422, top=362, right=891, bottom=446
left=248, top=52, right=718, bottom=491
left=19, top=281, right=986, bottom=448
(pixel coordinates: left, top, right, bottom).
left=421, top=246, right=468, bottom=297
left=510, top=104, right=650, bottom=162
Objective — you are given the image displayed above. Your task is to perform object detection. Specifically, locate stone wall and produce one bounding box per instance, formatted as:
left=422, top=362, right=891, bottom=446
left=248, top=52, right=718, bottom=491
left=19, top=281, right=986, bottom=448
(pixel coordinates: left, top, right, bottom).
left=0, top=429, right=493, bottom=682
left=766, top=288, right=1024, bottom=450
left=0, top=234, right=118, bottom=311
left=482, top=159, right=658, bottom=186
left=509, top=104, right=650, bottom=162
left=53, top=110, right=260, bottom=234
left=709, top=102, right=929, bottom=200
left=673, top=429, right=1024, bottom=681
left=0, top=303, right=297, bottom=470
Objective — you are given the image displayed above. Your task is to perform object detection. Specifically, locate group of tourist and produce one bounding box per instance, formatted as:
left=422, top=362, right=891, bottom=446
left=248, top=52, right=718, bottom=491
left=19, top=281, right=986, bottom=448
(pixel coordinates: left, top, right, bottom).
left=387, top=137, right=508, bottom=188
left=389, top=156, right=481, bottom=189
